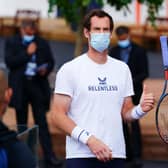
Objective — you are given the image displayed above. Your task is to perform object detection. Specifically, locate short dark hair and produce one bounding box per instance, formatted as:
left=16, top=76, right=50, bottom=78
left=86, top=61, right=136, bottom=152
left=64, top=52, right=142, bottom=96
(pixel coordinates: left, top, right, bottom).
left=115, top=25, right=129, bottom=36
left=83, top=9, right=114, bottom=32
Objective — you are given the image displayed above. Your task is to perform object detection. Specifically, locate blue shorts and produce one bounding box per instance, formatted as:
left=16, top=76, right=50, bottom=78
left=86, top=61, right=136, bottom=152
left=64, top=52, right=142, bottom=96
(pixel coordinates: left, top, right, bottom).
left=66, top=158, right=125, bottom=168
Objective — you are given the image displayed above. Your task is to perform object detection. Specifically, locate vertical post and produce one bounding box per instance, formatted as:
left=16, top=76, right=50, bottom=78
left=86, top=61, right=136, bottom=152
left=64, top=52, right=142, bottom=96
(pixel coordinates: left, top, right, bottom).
left=166, top=0, right=168, bottom=17
left=135, top=0, right=141, bottom=25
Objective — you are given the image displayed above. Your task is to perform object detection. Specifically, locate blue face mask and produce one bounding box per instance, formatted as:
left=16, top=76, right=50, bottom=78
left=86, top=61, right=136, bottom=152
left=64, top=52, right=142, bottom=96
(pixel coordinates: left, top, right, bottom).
left=118, top=39, right=130, bottom=48
left=23, top=35, right=34, bottom=43
left=90, top=33, right=110, bottom=53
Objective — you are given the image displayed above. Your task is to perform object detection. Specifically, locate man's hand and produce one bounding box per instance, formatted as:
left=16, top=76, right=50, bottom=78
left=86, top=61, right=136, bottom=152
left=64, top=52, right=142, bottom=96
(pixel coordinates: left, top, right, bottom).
left=140, top=84, right=155, bottom=112
left=27, top=42, right=37, bottom=55
left=87, top=135, right=112, bottom=162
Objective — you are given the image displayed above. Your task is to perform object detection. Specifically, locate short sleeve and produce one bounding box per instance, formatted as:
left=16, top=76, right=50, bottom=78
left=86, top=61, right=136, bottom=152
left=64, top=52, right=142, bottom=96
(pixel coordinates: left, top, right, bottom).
left=54, top=64, right=74, bottom=97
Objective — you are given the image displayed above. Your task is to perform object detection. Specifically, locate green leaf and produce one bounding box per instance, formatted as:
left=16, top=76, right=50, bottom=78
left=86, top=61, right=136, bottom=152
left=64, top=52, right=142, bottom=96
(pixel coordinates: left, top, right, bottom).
left=48, top=0, right=164, bottom=26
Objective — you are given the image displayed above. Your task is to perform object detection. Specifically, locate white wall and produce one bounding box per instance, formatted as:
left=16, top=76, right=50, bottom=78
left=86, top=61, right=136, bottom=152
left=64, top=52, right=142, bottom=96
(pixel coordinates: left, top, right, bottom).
left=0, top=0, right=49, bottom=17
left=0, top=0, right=167, bottom=23
left=103, top=1, right=137, bottom=24
left=103, top=0, right=167, bottom=24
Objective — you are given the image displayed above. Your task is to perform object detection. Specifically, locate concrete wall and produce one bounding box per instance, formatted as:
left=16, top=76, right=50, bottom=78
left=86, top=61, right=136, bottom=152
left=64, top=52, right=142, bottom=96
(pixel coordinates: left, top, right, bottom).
left=103, top=0, right=168, bottom=24
left=0, top=0, right=49, bottom=17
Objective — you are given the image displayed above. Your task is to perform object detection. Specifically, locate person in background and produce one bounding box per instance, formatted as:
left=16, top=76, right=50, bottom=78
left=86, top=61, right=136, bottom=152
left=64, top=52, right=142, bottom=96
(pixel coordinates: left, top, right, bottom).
left=0, top=68, right=36, bottom=168
left=50, top=9, right=154, bottom=168
left=109, top=25, right=149, bottom=167
left=4, top=19, right=63, bottom=167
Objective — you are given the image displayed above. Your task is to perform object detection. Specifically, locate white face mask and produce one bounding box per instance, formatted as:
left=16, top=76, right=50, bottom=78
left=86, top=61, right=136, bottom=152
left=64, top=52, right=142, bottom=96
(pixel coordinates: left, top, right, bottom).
left=118, top=39, right=130, bottom=48
left=90, top=33, right=110, bottom=53
left=23, top=35, right=34, bottom=43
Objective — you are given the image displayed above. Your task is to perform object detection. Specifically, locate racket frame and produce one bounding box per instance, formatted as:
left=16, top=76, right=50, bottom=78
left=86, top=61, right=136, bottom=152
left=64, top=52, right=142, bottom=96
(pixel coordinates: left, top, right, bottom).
left=156, top=68, right=168, bottom=144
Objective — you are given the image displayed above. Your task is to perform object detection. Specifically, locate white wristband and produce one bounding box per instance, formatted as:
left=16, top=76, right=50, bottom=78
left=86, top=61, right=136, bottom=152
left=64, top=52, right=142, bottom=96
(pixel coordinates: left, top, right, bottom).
left=71, top=126, right=92, bottom=144
left=131, top=104, right=146, bottom=119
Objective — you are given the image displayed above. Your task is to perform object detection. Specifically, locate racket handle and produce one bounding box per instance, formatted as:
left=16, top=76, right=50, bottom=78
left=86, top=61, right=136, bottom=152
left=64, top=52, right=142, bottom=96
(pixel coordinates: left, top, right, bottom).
left=160, top=36, right=168, bottom=68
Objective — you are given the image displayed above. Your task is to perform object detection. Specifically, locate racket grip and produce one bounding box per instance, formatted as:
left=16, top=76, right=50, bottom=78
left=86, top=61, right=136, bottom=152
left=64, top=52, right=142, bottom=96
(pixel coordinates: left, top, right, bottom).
left=165, top=70, right=168, bottom=80
left=160, top=36, right=168, bottom=68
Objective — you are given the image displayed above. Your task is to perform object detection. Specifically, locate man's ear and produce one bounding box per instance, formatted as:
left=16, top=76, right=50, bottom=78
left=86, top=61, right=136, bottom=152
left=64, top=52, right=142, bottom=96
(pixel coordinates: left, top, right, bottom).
left=4, top=88, right=13, bottom=103
left=83, top=28, right=90, bottom=38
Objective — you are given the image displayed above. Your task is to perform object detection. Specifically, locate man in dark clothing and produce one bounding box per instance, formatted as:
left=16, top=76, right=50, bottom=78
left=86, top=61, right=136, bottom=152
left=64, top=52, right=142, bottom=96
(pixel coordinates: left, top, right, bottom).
left=5, top=20, right=63, bottom=167
left=0, top=68, right=36, bottom=168
left=109, top=25, right=149, bottom=167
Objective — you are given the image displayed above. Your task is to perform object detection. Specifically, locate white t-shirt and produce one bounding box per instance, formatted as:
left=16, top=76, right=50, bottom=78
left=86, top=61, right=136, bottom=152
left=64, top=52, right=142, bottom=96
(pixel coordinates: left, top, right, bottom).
left=54, top=53, right=134, bottom=159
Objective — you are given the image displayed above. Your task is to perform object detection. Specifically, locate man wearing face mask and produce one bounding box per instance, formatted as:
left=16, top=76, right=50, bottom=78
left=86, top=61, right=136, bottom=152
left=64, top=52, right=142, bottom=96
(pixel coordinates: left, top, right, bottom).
left=50, top=9, right=154, bottom=168
left=109, top=25, right=149, bottom=168
left=4, top=20, right=63, bottom=167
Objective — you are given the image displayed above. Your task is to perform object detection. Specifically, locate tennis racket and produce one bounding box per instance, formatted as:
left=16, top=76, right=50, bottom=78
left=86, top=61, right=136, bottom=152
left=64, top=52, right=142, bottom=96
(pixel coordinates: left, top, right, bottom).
left=156, top=35, right=168, bottom=144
